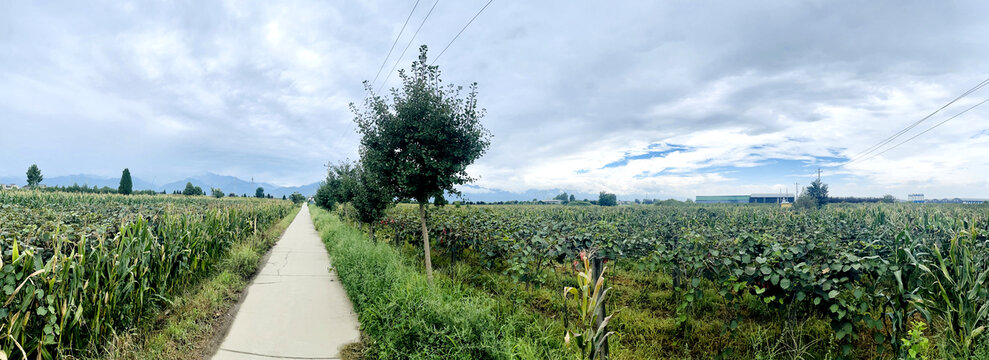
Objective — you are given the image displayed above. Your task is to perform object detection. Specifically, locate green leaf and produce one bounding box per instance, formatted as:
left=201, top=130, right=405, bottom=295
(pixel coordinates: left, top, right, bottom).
left=781, top=279, right=792, bottom=290
left=873, top=332, right=885, bottom=343
left=828, top=290, right=839, bottom=299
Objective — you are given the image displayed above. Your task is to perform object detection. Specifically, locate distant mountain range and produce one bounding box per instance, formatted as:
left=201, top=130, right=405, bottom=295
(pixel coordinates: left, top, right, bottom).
left=0, top=172, right=321, bottom=197
left=0, top=174, right=680, bottom=202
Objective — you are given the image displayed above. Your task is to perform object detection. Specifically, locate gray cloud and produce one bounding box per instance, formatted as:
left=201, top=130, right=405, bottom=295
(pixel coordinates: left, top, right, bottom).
left=2, top=1, right=988, bottom=197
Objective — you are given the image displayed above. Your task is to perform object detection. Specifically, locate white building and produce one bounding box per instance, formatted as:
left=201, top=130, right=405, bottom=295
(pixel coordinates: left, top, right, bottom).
left=1, top=184, right=18, bottom=190
left=907, top=194, right=924, bottom=203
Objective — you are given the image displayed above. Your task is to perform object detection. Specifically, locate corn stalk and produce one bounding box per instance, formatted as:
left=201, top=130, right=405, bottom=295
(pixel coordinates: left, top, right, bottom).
left=563, top=250, right=616, bottom=360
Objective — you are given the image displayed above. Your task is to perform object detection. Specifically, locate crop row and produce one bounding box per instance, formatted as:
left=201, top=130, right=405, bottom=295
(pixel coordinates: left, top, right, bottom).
left=0, top=191, right=293, bottom=359
left=372, top=204, right=989, bottom=358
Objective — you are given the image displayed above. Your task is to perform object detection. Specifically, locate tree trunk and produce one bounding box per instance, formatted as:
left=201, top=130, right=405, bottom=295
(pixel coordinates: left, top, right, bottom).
left=418, top=203, right=434, bottom=284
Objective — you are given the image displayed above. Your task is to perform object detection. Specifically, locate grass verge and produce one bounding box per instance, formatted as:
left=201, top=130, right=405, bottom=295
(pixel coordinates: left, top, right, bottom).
left=92, top=205, right=301, bottom=360
left=309, top=205, right=567, bottom=360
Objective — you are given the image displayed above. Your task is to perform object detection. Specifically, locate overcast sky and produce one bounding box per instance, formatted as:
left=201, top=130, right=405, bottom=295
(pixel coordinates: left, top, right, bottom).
left=2, top=1, right=988, bottom=199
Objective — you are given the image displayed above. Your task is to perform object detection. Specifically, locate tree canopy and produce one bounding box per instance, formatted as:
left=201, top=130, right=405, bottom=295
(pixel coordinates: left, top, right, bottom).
left=255, top=187, right=265, bottom=198
left=26, top=164, right=43, bottom=188
left=182, top=182, right=203, bottom=196
left=118, top=168, right=133, bottom=195
left=598, top=192, right=617, bottom=206
left=351, top=164, right=392, bottom=235
left=807, top=178, right=829, bottom=207
left=353, top=45, right=491, bottom=205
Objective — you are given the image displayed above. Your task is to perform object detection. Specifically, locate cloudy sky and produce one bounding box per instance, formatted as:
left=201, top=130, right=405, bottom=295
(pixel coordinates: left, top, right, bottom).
left=2, top=1, right=988, bottom=199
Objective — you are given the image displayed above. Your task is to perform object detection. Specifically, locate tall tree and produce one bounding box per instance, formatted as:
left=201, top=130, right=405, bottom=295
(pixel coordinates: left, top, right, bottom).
left=26, top=164, right=43, bottom=188
left=182, top=182, right=204, bottom=196
left=118, top=168, right=133, bottom=195
left=327, top=161, right=360, bottom=205
left=353, top=45, right=491, bottom=282
left=212, top=188, right=225, bottom=198
left=314, top=181, right=335, bottom=209
left=351, top=163, right=392, bottom=241
left=807, top=178, right=829, bottom=207
left=598, top=192, right=617, bottom=206
left=255, top=187, right=265, bottom=198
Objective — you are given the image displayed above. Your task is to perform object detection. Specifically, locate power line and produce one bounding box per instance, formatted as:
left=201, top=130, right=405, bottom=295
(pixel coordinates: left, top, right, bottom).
left=846, top=77, right=989, bottom=163
left=430, top=0, right=495, bottom=66
left=377, top=0, right=440, bottom=94
left=849, top=97, right=989, bottom=165
left=371, top=0, right=421, bottom=88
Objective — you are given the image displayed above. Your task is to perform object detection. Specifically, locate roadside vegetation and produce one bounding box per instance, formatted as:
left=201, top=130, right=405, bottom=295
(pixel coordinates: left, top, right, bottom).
left=310, top=205, right=567, bottom=359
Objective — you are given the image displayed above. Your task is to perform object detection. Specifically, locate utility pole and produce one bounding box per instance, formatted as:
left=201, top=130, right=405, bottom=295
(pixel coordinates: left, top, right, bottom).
left=817, top=168, right=821, bottom=181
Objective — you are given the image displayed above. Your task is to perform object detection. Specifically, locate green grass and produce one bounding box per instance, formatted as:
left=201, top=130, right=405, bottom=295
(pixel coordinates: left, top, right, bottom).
left=429, top=250, right=852, bottom=360
left=93, top=206, right=301, bottom=360
left=310, top=205, right=568, bottom=360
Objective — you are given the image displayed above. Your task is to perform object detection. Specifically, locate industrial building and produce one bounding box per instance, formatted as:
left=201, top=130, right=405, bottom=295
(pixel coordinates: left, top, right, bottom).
left=696, top=193, right=795, bottom=204
left=908, top=194, right=924, bottom=203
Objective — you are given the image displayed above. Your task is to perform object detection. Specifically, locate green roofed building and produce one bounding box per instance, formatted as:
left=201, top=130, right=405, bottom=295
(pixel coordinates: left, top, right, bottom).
left=696, top=195, right=750, bottom=204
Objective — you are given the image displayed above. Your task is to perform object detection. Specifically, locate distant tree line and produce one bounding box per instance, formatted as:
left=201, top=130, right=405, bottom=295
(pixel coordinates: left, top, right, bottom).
left=829, top=195, right=896, bottom=204
left=35, top=184, right=158, bottom=195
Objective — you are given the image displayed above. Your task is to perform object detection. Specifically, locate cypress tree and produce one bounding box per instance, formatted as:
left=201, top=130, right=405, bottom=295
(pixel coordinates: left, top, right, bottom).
left=118, top=168, right=133, bottom=195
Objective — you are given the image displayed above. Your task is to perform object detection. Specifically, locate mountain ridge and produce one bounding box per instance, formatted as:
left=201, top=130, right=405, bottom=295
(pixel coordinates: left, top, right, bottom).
left=0, top=173, right=321, bottom=197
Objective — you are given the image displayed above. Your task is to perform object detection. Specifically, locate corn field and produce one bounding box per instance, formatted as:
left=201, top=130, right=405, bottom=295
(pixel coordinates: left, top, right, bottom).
left=0, top=191, right=293, bottom=359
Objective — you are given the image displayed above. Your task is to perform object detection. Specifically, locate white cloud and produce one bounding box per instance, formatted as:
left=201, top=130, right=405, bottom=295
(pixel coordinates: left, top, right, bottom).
left=1, top=1, right=988, bottom=199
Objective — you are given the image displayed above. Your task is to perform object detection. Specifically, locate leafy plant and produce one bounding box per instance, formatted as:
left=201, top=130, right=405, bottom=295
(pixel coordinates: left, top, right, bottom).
left=563, top=250, right=617, bottom=360
left=900, top=321, right=930, bottom=360
left=913, top=225, right=989, bottom=357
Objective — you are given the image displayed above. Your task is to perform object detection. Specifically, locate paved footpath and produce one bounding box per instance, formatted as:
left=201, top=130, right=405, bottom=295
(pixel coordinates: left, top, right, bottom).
left=213, top=205, right=360, bottom=359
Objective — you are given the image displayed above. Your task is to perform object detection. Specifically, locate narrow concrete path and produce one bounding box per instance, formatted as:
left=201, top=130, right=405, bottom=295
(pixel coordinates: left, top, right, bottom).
left=213, top=205, right=360, bottom=360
